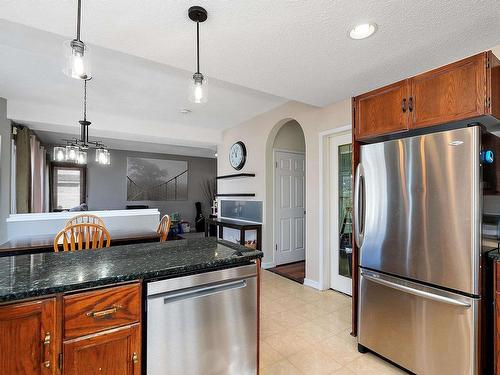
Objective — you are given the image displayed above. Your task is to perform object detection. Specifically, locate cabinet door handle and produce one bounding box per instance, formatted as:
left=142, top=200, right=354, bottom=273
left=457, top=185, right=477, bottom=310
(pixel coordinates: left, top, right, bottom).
left=132, top=352, right=139, bottom=364
left=86, top=305, right=121, bottom=318
left=402, top=98, right=407, bottom=113
left=41, top=332, right=51, bottom=368
left=409, top=96, right=414, bottom=112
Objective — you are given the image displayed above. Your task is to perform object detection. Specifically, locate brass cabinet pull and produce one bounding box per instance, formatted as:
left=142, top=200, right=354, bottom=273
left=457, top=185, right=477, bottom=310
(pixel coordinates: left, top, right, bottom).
left=42, top=332, right=51, bottom=368
left=86, top=305, right=121, bottom=318
left=132, top=352, right=139, bottom=364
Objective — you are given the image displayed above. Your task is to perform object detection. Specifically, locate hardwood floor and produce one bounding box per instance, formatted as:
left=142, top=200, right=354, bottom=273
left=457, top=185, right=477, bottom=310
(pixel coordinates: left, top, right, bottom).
left=268, top=261, right=305, bottom=284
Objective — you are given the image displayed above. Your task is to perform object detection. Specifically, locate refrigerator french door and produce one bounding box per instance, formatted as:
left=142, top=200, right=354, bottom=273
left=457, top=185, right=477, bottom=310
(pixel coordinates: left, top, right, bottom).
left=355, top=126, right=492, bottom=374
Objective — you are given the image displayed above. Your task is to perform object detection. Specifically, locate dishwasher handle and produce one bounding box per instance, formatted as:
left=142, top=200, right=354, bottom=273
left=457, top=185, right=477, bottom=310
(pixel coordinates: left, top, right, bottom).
left=159, top=279, right=248, bottom=305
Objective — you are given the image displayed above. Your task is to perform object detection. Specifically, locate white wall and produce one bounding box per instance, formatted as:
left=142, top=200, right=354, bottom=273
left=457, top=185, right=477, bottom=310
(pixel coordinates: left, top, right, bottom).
left=273, top=120, right=305, bottom=152
left=218, top=99, right=351, bottom=286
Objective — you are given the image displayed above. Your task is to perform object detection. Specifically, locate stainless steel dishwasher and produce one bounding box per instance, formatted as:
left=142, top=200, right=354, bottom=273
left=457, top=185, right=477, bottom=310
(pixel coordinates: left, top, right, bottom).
left=146, top=264, right=258, bottom=375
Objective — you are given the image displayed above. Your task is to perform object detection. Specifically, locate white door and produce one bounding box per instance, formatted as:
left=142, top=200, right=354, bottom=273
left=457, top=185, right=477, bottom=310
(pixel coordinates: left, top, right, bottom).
left=274, top=151, right=305, bottom=266
left=330, top=133, right=353, bottom=295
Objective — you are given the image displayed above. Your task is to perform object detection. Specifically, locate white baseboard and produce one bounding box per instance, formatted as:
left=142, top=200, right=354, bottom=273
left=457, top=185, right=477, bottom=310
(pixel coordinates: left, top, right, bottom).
left=261, top=262, right=276, bottom=269
left=304, top=278, right=321, bottom=290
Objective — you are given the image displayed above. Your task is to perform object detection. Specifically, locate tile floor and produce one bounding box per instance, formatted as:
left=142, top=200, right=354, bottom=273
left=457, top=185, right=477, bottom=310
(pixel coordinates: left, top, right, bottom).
left=260, top=270, right=407, bottom=375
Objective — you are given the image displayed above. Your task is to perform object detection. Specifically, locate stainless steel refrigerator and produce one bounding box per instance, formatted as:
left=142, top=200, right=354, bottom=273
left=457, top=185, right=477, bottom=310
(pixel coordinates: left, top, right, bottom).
left=355, top=125, right=498, bottom=374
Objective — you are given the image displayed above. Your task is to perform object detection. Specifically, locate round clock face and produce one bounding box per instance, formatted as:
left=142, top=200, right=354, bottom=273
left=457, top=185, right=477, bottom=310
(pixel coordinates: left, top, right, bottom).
left=229, top=141, right=246, bottom=170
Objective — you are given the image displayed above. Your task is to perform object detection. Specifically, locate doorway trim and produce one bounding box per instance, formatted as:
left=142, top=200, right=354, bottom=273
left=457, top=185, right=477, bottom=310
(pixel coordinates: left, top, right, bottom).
left=273, top=148, right=306, bottom=268
left=318, top=125, right=351, bottom=291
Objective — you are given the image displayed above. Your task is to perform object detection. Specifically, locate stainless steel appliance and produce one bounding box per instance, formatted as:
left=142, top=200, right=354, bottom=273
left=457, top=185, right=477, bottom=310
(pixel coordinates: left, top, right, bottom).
left=146, top=265, right=258, bottom=375
left=355, top=126, right=498, bottom=374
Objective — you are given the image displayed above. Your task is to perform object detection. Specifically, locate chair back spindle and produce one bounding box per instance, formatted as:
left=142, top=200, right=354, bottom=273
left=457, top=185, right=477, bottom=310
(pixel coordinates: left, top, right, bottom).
left=54, top=223, right=111, bottom=252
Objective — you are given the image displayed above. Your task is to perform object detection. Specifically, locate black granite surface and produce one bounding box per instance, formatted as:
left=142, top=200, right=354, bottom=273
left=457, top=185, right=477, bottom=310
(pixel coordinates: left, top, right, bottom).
left=0, top=237, right=263, bottom=303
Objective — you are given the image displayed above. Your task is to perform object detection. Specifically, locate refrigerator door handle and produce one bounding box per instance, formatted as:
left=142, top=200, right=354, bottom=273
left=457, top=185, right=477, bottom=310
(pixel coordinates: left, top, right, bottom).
left=362, top=272, right=471, bottom=308
left=354, top=163, right=365, bottom=248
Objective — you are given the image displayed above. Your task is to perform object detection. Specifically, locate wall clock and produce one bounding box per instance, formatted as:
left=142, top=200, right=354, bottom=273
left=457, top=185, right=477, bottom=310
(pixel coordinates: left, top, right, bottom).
left=229, top=141, right=247, bottom=170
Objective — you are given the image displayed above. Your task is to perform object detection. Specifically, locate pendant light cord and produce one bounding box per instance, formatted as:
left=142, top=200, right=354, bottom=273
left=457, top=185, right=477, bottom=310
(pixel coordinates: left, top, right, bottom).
left=76, top=0, right=82, bottom=41
left=196, top=21, right=200, bottom=74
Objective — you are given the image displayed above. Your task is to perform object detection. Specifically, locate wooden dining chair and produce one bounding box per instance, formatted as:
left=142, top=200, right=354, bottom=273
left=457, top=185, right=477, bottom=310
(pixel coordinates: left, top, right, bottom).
left=157, top=215, right=172, bottom=242
left=65, top=213, right=106, bottom=228
left=54, top=223, right=111, bottom=252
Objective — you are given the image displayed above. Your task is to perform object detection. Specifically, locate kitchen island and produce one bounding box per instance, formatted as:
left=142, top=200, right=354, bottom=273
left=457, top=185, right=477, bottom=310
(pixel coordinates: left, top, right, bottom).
left=0, top=237, right=262, bottom=374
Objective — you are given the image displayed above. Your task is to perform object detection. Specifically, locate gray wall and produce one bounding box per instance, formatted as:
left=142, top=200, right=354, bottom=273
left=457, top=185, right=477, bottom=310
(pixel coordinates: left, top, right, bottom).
left=0, top=98, right=11, bottom=243
left=86, top=149, right=216, bottom=226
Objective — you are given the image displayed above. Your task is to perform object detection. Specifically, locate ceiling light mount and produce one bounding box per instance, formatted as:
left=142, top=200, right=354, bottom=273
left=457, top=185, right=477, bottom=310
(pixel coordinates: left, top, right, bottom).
left=188, top=6, right=208, bottom=23
left=349, top=23, right=377, bottom=40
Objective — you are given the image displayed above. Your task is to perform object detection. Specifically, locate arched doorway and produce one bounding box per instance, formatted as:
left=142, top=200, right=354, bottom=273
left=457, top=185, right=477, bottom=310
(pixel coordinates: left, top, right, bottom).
left=265, top=119, right=306, bottom=284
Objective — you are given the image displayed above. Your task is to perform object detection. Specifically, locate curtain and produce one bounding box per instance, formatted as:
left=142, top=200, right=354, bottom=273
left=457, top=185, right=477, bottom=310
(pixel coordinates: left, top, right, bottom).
left=14, top=127, right=48, bottom=213
left=30, top=135, right=45, bottom=213
left=15, top=127, right=30, bottom=213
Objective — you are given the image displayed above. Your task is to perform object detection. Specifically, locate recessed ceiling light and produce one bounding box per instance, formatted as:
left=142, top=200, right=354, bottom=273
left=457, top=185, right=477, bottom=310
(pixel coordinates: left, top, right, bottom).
left=349, top=23, right=377, bottom=40
left=180, top=108, right=192, bottom=114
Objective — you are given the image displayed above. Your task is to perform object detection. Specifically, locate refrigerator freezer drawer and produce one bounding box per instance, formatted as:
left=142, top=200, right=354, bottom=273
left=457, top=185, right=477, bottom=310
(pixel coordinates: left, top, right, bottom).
left=358, top=269, right=479, bottom=375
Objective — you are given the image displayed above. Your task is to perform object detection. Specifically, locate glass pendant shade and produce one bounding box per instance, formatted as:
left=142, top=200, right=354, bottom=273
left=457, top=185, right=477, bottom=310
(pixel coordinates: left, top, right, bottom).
left=189, top=73, right=208, bottom=104
left=53, top=146, right=66, bottom=162
left=95, top=148, right=110, bottom=165
left=63, top=40, right=91, bottom=80
left=77, top=150, right=87, bottom=165
left=65, top=145, right=79, bottom=162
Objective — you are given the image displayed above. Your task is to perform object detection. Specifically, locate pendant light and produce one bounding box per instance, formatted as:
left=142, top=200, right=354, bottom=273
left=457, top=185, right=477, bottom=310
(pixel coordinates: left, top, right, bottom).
left=188, top=6, right=208, bottom=104
left=63, top=0, right=91, bottom=79
left=54, top=79, right=110, bottom=165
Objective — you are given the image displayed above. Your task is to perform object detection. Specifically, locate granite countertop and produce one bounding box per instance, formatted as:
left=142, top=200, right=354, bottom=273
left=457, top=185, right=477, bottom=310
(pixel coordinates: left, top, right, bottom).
left=0, top=237, right=263, bottom=303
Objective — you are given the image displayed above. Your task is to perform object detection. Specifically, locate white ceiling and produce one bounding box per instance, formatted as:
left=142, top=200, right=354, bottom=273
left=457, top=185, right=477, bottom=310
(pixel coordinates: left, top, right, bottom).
left=2, top=0, right=500, bottom=107
left=0, top=20, right=286, bottom=154
left=1, top=1, right=500, bottom=155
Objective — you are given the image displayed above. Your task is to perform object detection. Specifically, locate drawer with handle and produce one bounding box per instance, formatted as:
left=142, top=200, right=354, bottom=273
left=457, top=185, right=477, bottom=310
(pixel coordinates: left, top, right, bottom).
left=63, top=283, right=141, bottom=339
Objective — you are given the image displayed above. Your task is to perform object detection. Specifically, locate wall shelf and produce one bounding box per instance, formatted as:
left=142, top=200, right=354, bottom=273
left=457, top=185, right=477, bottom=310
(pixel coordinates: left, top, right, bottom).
left=216, top=173, right=255, bottom=180
left=215, top=193, right=256, bottom=197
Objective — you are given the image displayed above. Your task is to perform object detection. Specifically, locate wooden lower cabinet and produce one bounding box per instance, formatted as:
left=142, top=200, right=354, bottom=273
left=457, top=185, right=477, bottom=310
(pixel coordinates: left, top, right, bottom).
left=63, top=324, right=141, bottom=375
left=0, top=282, right=141, bottom=375
left=0, top=298, right=58, bottom=375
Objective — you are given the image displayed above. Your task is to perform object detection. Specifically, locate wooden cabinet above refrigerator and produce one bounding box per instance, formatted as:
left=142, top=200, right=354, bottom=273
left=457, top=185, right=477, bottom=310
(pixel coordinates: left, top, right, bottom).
left=353, top=51, right=500, bottom=142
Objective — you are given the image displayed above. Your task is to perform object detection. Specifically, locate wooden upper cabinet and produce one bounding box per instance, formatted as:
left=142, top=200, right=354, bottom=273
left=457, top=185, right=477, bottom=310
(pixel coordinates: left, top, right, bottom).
left=410, top=53, right=488, bottom=129
left=63, top=324, right=141, bottom=375
left=0, top=298, right=58, bottom=375
left=354, top=80, right=410, bottom=140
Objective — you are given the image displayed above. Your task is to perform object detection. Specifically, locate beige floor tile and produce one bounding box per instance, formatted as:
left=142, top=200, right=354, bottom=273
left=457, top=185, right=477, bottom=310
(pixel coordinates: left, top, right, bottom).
left=288, top=349, right=343, bottom=375
left=263, top=331, right=314, bottom=358
left=291, top=302, right=330, bottom=320
left=260, top=359, right=303, bottom=375
left=311, top=312, right=351, bottom=334
left=268, top=310, right=309, bottom=329
left=346, top=353, right=406, bottom=375
left=320, top=331, right=363, bottom=366
left=260, top=316, right=288, bottom=338
left=330, top=367, right=358, bottom=375
left=259, top=341, right=283, bottom=368
left=291, top=321, right=338, bottom=344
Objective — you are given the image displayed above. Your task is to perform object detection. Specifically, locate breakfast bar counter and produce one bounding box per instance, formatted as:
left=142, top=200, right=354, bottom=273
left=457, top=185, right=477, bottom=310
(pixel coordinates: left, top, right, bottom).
left=0, top=237, right=263, bottom=302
